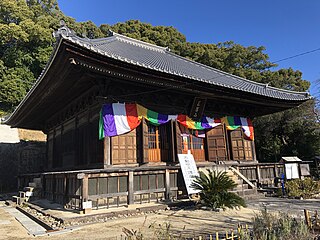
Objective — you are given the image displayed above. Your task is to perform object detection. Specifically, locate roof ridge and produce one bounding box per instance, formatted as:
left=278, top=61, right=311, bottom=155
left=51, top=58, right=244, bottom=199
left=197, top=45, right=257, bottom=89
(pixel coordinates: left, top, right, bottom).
left=51, top=24, right=310, bottom=101
left=110, top=31, right=167, bottom=53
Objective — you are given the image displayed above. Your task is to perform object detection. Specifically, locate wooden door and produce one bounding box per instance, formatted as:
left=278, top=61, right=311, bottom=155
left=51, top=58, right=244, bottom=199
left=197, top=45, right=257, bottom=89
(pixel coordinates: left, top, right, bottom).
left=179, top=123, right=205, bottom=162
left=147, top=124, right=161, bottom=162
left=229, top=128, right=254, bottom=161
left=147, top=123, right=171, bottom=162
left=111, top=129, right=137, bottom=164
left=206, top=124, right=228, bottom=161
left=244, top=139, right=254, bottom=160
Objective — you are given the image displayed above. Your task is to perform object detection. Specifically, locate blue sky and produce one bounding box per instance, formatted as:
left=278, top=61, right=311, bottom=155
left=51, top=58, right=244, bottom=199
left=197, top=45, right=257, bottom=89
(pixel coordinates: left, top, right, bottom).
left=58, top=0, right=319, bottom=97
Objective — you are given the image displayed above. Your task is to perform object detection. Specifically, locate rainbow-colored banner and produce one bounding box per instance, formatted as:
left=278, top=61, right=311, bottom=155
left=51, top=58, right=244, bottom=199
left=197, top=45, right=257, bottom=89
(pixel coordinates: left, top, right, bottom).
left=177, top=115, right=221, bottom=130
left=99, top=103, right=254, bottom=140
left=137, top=105, right=177, bottom=126
left=222, top=116, right=254, bottom=140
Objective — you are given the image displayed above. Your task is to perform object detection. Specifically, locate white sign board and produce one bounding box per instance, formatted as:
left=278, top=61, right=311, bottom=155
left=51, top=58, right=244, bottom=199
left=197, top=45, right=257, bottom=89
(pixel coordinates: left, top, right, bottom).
left=82, top=201, right=92, bottom=209
left=178, top=154, right=200, bottom=195
left=285, top=163, right=300, bottom=179
left=300, top=164, right=310, bottom=176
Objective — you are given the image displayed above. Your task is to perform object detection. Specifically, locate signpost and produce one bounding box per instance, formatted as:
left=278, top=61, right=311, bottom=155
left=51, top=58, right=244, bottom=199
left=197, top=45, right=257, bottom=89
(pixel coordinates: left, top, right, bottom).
left=178, top=153, right=200, bottom=195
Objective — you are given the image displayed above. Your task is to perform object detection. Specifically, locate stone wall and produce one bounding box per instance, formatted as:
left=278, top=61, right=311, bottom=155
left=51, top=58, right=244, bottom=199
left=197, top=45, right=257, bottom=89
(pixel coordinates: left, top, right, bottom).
left=0, top=141, right=46, bottom=193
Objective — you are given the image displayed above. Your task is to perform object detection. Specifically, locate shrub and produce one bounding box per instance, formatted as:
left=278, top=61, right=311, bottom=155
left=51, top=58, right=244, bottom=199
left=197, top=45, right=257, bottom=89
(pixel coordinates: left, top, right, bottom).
left=251, top=208, right=312, bottom=240
left=191, top=170, right=246, bottom=210
left=285, top=178, right=320, bottom=199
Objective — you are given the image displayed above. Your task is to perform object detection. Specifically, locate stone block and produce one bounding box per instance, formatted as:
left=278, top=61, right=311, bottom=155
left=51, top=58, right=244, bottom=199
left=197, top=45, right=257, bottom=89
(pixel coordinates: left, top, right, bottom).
left=19, top=191, right=26, bottom=198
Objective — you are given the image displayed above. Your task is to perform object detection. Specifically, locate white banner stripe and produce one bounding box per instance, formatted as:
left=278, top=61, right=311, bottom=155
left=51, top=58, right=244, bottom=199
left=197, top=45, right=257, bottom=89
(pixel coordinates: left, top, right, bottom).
left=113, top=103, right=131, bottom=135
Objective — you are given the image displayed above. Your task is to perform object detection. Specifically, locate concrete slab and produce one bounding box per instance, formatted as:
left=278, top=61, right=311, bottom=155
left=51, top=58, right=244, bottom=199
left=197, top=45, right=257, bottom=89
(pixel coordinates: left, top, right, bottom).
left=3, top=205, right=47, bottom=236
left=0, top=220, right=11, bottom=225
left=0, top=124, right=19, bottom=143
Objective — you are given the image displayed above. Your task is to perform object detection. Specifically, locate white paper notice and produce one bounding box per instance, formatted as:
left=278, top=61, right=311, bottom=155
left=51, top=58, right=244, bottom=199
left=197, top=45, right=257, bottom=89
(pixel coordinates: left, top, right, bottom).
left=178, top=154, right=200, bottom=195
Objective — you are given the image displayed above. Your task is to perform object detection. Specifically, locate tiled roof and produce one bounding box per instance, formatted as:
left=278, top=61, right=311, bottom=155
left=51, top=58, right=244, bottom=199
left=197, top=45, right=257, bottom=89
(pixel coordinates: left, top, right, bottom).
left=56, top=26, right=310, bottom=101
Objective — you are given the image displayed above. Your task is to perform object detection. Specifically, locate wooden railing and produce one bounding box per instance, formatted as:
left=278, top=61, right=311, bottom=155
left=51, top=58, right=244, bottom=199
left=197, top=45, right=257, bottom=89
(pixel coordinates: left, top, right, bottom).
left=238, top=163, right=285, bottom=187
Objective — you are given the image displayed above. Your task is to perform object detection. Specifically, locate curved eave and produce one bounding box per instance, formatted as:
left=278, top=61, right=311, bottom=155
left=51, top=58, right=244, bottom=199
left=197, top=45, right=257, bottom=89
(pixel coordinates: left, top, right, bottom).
left=5, top=38, right=64, bottom=128
left=62, top=35, right=310, bottom=102
left=65, top=41, right=310, bottom=108
left=5, top=36, right=311, bottom=130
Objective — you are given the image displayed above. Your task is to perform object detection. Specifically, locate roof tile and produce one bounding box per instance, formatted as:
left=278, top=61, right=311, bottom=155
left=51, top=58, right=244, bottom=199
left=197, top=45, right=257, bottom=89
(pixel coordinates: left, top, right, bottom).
left=60, top=30, right=309, bottom=101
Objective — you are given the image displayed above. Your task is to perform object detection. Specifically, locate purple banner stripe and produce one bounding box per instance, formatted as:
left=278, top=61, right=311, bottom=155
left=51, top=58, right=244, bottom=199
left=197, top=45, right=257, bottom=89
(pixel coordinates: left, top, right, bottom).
left=157, top=113, right=169, bottom=124
left=200, top=116, right=211, bottom=129
left=234, top=116, right=242, bottom=126
left=102, top=104, right=117, bottom=137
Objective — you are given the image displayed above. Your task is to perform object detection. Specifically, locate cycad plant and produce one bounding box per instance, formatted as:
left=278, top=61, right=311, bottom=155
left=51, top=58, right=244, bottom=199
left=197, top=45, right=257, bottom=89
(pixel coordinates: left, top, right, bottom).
left=191, top=170, right=246, bottom=210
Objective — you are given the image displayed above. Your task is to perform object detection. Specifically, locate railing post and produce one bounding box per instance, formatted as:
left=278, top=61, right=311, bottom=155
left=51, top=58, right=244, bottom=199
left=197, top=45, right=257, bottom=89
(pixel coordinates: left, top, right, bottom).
left=165, top=169, right=171, bottom=201
left=256, top=165, right=261, bottom=185
left=273, top=164, right=277, bottom=178
left=128, top=171, right=134, bottom=205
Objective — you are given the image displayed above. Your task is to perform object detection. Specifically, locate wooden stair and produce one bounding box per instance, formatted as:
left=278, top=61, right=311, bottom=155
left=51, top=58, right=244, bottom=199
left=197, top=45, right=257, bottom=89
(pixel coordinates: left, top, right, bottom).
left=12, top=178, right=42, bottom=205
left=227, top=168, right=263, bottom=200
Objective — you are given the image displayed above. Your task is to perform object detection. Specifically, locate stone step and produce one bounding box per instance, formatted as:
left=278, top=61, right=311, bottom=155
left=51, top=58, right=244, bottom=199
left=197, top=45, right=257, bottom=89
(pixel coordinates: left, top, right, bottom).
left=233, top=184, right=249, bottom=191
left=12, top=196, right=26, bottom=205
left=230, top=188, right=258, bottom=197
left=24, top=187, right=34, bottom=192
left=234, top=179, right=244, bottom=185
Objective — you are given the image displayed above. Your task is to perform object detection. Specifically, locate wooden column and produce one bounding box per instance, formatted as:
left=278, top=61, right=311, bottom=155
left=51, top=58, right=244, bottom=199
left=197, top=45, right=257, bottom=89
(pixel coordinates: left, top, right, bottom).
left=81, top=174, right=88, bottom=209
left=128, top=171, right=134, bottom=205
left=63, top=174, right=67, bottom=204
left=165, top=169, right=171, bottom=201
left=256, top=165, right=261, bottom=184
left=103, top=137, right=111, bottom=168
left=251, top=140, right=257, bottom=161
left=273, top=164, right=277, bottom=178
left=170, top=120, right=176, bottom=163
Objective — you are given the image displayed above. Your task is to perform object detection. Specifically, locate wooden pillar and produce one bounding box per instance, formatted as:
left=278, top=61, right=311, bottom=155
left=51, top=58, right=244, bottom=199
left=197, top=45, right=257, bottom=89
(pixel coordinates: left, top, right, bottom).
left=273, top=164, right=277, bottom=178
left=165, top=169, right=171, bottom=201
left=256, top=165, right=261, bottom=184
left=17, top=177, right=21, bottom=191
left=63, top=174, right=67, bottom=204
left=103, top=137, right=111, bottom=168
left=170, top=120, right=176, bottom=163
left=251, top=140, right=257, bottom=161
left=128, top=171, right=134, bottom=205
left=81, top=174, right=88, bottom=209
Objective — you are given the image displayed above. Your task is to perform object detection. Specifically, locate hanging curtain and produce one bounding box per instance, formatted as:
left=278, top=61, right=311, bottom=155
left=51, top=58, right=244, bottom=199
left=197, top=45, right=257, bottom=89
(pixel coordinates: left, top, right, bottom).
left=99, top=103, right=254, bottom=140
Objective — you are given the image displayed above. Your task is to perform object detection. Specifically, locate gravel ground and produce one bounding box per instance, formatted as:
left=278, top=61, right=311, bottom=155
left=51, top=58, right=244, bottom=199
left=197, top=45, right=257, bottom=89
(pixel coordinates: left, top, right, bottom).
left=1, top=197, right=319, bottom=240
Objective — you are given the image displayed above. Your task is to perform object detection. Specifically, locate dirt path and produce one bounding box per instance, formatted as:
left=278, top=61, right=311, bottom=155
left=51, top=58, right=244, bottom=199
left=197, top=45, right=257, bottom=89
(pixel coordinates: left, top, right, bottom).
left=1, top=198, right=319, bottom=239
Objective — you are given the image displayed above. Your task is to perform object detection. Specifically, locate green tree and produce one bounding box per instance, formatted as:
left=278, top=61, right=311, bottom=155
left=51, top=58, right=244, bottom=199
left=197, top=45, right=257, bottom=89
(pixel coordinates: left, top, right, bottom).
left=0, top=0, right=102, bottom=114
left=101, top=20, right=186, bottom=51
left=254, top=100, right=320, bottom=162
